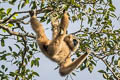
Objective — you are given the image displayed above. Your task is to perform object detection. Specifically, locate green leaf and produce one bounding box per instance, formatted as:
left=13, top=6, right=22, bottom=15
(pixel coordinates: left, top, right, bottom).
left=103, top=73, right=109, bottom=79
left=12, top=51, right=18, bottom=57
left=8, top=23, right=14, bottom=27
left=47, top=18, right=51, bottom=24
left=5, top=68, right=8, bottom=72
left=25, top=0, right=29, bottom=4
left=109, top=8, right=115, bottom=12
left=14, top=44, right=20, bottom=49
left=35, top=58, right=40, bottom=67
left=88, top=64, right=94, bottom=73
left=31, top=60, right=34, bottom=67
left=90, top=60, right=96, bottom=66
left=9, top=0, right=17, bottom=5
left=118, top=60, right=120, bottom=68
left=7, top=8, right=12, bottom=15
left=72, top=72, right=76, bottom=76
left=8, top=46, right=12, bottom=51
left=1, top=65, right=5, bottom=69
left=21, top=2, right=26, bottom=8
left=0, top=8, right=4, bottom=12
left=110, top=13, right=116, bottom=18
left=18, top=2, right=21, bottom=10
left=109, top=4, right=116, bottom=10
left=1, top=38, right=5, bottom=47
left=80, top=64, right=86, bottom=70
left=98, top=70, right=106, bottom=73
left=32, top=71, right=39, bottom=76
left=9, top=72, right=15, bottom=77
left=71, top=0, right=75, bottom=4
left=111, top=56, right=115, bottom=63
left=31, top=1, right=37, bottom=9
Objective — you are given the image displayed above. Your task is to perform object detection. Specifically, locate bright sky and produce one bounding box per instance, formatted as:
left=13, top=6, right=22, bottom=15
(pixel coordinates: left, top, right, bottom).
left=0, top=0, right=120, bottom=80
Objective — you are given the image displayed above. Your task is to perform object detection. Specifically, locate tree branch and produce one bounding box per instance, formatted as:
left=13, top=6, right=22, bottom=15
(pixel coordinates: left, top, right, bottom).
left=92, top=53, right=119, bottom=80
left=15, top=36, right=27, bottom=80
left=0, top=24, right=35, bottom=38
left=1, top=7, right=53, bottom=23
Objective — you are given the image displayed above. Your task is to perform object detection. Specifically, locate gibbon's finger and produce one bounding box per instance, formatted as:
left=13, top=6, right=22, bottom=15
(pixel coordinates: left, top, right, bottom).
left=29, top=10, right=49, bottom=41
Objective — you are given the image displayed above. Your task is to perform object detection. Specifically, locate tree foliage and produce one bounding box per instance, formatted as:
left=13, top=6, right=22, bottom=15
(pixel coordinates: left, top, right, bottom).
left=0, top=0, right=120, bottom=80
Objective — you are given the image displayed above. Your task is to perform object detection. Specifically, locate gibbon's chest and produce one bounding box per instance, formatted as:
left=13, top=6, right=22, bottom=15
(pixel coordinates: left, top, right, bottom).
left=52, top=42, right=70, bottom=63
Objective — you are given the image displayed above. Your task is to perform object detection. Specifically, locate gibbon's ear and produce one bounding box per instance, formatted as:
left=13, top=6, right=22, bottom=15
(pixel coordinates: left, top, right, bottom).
left=29, top=10, right=37, bottom=17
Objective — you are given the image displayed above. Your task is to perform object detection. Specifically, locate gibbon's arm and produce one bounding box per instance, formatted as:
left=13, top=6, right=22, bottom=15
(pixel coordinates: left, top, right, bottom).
left=29, top=10, right=49, bottom=41
left=59, top=49, right=91, bottom=76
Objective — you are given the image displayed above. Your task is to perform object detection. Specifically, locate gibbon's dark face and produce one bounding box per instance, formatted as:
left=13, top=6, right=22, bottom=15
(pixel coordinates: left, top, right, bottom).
left=73, top=39, right=78, bottom=46
left=64, top=34, right=79, bottom=51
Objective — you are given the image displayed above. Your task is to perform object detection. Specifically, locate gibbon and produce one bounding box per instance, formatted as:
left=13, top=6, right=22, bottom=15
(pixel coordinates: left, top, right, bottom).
left=29, top=10, right=91, bottom=76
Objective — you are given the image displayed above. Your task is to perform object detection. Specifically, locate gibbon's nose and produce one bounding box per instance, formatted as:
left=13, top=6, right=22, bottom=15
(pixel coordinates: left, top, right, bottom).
left=73, top=39, right=78, bottom=46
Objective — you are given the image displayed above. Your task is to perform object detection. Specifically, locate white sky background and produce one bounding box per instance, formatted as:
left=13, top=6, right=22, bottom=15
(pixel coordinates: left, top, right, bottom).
left=0, top=0, right=120, bottom=80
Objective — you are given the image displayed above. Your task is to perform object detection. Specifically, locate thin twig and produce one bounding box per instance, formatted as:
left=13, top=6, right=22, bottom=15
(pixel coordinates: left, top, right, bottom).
left=0, top=24, right=35, bottom=38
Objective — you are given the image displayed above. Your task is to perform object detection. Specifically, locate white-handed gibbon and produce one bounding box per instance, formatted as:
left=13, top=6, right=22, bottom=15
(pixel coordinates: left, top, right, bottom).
left=29, top=10, right=91, bottom=76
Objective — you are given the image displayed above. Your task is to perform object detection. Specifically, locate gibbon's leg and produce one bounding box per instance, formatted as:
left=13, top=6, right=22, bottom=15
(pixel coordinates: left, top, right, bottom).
left=59, top=49, right=91, bottom=76
left=51, top=19, right=60, bottom=39
left=47, top=11, right=69, bottom=55
left=59, top=10, right=69, bottom=35
left=29, top=10, right=50, bottom=49
left=51, top=10, right=69, bottom=39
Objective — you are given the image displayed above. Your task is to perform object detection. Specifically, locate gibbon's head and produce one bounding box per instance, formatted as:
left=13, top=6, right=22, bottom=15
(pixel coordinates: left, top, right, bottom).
left=64, top=34, right=79, bottom=52
left=29, top=10, right=37, bottom=17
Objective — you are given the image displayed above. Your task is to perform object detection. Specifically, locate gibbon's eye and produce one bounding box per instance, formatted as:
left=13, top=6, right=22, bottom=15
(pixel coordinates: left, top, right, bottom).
left=43, top=45, right=48, bottom=51
left=73, top=39, right=78, bottom=46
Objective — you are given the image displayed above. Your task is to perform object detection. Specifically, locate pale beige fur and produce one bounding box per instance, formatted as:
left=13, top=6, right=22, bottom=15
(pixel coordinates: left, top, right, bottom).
left=29, top=10, right=91, bottom=76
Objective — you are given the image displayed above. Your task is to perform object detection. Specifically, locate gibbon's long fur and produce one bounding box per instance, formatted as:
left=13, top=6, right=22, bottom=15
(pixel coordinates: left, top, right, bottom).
left=29, top=10, right=91, bottom=76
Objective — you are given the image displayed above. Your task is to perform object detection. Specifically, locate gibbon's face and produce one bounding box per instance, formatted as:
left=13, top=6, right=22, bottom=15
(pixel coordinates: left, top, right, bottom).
left=64, top=35, right=79, bottom=51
